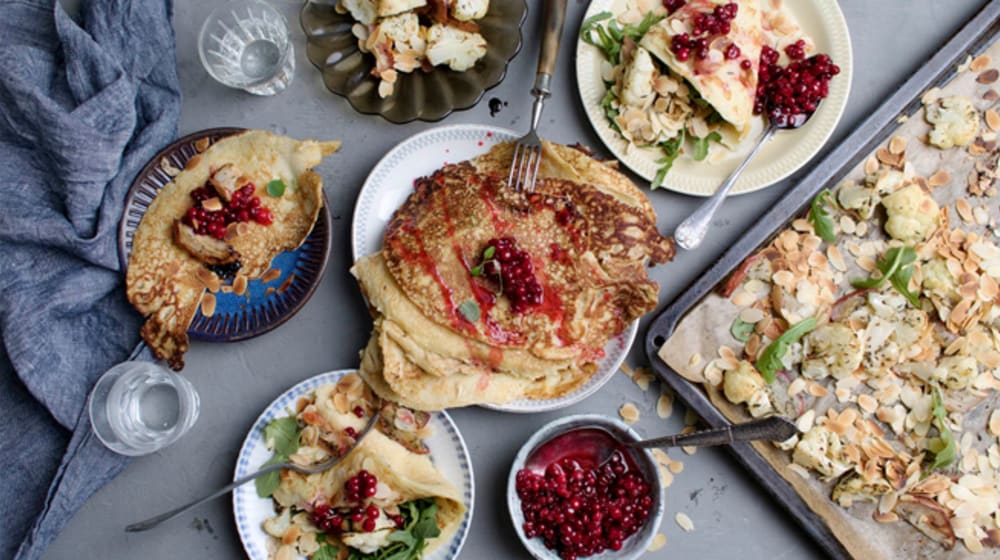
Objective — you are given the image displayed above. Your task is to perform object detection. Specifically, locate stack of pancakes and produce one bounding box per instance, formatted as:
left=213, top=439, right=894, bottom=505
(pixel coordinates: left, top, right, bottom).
left=353, top=142, right=674, bottom=410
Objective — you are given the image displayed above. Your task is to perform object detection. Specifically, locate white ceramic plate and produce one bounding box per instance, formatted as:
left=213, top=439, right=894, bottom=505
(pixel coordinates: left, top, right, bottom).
left=233, top=369, right=474, bottom=560
left=351, top=124, right=635, bottom=413
left=576, top=0, right=853, bottom=196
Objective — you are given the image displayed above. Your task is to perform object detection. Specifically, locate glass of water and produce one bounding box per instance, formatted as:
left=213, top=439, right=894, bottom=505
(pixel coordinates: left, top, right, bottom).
left=88, top=361, right=200, bottom=456
left=198, top=0, right=295, bottom=96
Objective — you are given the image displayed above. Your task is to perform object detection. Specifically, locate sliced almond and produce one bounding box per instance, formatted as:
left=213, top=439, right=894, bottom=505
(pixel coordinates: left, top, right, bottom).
left=971, top=54, right=992, bottom=72
left=233, top=275, right=249, bottom=296
left=194, top=137, right=211, bottom=152
left=656, top=392, right=674, bottom=419
left=202, top=197, right=223, bottom=212
left=978, top=68, right=999, bottom=84
left=619, top=403, right=640, bottom=425
left=648, top=533, right=667, bottom=552
left=675, top=512, right=694, bottom=532
left=989, top=409, right=1000, bottom=437
left=262, top=268, right=282, bottom=283
left=195, top=267, right=222, bottom=293
left=987, top=109, right=1000, bottom=132
left=928, top=170, right=951, bottom=188
left=956, top=198, right=974, bottom=223
left=184, top=154, right=202, bottom=170
left=888, top=135, right=907, bottom=155
left=864, top=156, right=880, bottom=175
left=200, top=293, right=216, bottom=317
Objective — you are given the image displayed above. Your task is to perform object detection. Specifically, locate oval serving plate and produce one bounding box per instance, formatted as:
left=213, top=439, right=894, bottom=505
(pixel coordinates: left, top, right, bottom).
left=233, top=369, right=474, bottom=560
left=118, top=127, right=332, bottom=342
left=351, top=124, right=635, bottom=413
left=576, top=0, right=853, bottom=196
left=300, top=1, right=527, bottom=123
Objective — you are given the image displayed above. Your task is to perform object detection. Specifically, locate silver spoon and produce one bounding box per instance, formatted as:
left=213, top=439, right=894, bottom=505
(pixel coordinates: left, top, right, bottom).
left=673, top=109, right=814, bottom=251
left=525, top=416, right=798, bottom=471
left=125, top=406, right=382, bottom=532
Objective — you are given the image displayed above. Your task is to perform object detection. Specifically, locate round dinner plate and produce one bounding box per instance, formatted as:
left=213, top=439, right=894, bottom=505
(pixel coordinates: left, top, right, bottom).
left=576, top=0, right=853, bottom=196
left=300, top=1, right=527, bottom=123
left=351, top=124, right=636, bottom=413
left=233, top=369, right=474, bottom=560
left=119, top=127, right=332, bottom=342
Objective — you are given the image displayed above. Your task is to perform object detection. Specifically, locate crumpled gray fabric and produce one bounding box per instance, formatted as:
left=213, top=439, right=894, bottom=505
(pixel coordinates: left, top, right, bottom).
left=0, top=0, right=180, bottom=558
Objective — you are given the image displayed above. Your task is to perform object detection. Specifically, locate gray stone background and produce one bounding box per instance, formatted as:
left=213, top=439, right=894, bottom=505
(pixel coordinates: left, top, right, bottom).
left=41, top=0, right=989, bottom=558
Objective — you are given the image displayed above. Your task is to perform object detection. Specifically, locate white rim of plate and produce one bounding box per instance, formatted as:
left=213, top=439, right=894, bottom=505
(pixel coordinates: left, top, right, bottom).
left=232, top=369, right=475, bottom=560
left=351, top=123, right=636, bottom=413
left=575, top=0, right=854, bottom=196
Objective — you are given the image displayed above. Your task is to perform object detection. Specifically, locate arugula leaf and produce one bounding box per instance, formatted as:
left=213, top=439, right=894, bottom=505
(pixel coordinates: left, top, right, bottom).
left=692, top=131, right=722, bottom=162
left=929, top=386, right=957, bottom=471
left=600, top=85, right=621, bottom=131
left=342, top=499, right=439, bottom=560
left=890, top=264, right=921, bottom=307
left=458, top=300, right=480, bottom=323
left=621, top=11, right=664, bottom=40
left=851, top=247, right=919, bottom=306
left=312, top=543, right=339, bottom=560
left=264, top=416, right=301, bottom=457
left=755, top=317, right=817, bottom=383
left=730, top=317, right=754, bottom=342
left=807, top=190, right=838, bottom=242
left=266, top=178, right=286, bottom=197
left=411, top=500, right=440, bottom=539
left=651, top=130, right=686, bottom=189
left=254, top=454, right=287, bottom=498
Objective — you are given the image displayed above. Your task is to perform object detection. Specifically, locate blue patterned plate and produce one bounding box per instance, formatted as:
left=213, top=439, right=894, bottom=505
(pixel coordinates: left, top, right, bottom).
left=233, top=369, right=474, bottom=560
left=118, top=127, right=332, bottom=342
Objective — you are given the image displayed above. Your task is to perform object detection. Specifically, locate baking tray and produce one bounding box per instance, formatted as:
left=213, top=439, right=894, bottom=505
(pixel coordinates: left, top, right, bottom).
left=643, top=2, right=1000, bottom=558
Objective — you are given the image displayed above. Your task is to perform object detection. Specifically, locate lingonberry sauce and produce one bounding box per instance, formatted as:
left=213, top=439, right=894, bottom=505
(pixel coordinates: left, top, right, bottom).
left=182, top=183, right=273, bottom=240
left=754, top=44, right=840, bottom=127
left=668, top=3, right=738, bottom=61
left=309, top=470, right=384, bottom=535
left=476, top=237, right=543, bottom=313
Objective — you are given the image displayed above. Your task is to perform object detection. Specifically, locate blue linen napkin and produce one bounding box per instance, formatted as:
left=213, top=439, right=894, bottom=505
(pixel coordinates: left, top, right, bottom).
left=0, top=0, right=180, bottom=558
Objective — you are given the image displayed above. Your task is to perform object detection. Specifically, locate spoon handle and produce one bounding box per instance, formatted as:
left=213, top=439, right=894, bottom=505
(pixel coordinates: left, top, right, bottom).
left=673, top=123, right=776, bottom=251
left=626, top=416, right=798, bottom=449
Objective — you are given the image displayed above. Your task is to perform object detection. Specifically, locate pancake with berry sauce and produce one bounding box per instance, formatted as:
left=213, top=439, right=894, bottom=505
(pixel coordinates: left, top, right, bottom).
left=260, top=373, right=465, bottom=559
left=353, top=141, right=674, bottom=409
left=126, top=130, right=340, bottom=369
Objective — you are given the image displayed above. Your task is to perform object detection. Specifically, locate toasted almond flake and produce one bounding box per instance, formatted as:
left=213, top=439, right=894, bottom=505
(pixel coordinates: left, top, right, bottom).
left=858, top=394, right=878, bottom=415
left=840, top=215, right=857, bottom=235
left=184, top=154, right=202, bottom=170
left=990, top=410, right=1000, bottom=437
left=857, top=256, right=877, bottom=272
left=202, top=197, right=223, bottom=211
left=987, top=109, right=1000, bottom=132
left=635, top=372, right=654, bottom=391
left=233, top=275, right=248, bottom=296
left=973, top=206, right=989, bottom=225
left=971, top=54, right=992, bottom=72
left=333, top=392, right=350, bottom=414
left=796, top=409, right=816, bottom=432
left=731, top=290, right=756, bottom=306
left=872, top=511, right=900, bottom=524
left=928, top=169, right=951, bottom=187
left=856, top=221, right=869, bottom=237
left=808, top=383, right=829, bottom=398
left=979, top=68, right=1000, bottom=84
left=675, top=513, right=694, bottom=532
left=658, top=464, right=674, bottom=487
left=262, top=268, right=282, bottom=283
left=888, top=135, right=907, bottom=155
left=200, top=293, right=216, bottom=317
left=619, top=403, right=640, bottom=425
left=739, top=307, right=764, bottom=323
left=668, top=459, right=684, bottom=474
left=620, top=363, right=636, bottom=379
left=956, top=198, right=975, bottom=223
left=788, top=377, right=807, bottom=397
left=194, top=137, right=211, bottom=152
left=864, top=156, right=880, bottom=175
left=657, top=392, right=674, bottom=419
left=195, top=267, right=221, bottom=293
left=687, top=353, right=703, bottom=368
left=827, top=246, right=846, bottom=271
left=265, top=287, right=275, bottom=295
left=648, top=533, right=667, bottom=552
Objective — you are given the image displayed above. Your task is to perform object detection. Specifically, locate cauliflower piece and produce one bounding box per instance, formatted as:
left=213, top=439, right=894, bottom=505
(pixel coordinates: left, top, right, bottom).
left=837, top=170, right=902, bottom=221
left=881, top=183, right=939, bottom=244
left=802, top=323, right=864, bottom=380
left=746, top=390, right=774, bottom=418
left=924, top=95, right=980, bottom=149
left=342, top=0, right=377, bottom=24
left=263, top=508, right=293, bottom=539
left=921, top=258, right=960, bottom=307
left=891, top=308, right=929, bottom=349
left=425, top=24, right=487, bottom=71
left=792, top=425, right=852, bottom=479
left=831, top=473, right=891, bottom=507
left=341, top=515, right=396, bottom=553
left=934, top=355, right=978, bottom=390
left=451, top=0, right=488, bottom=21
left=723, top=360, right=766, bottom=404
left=621, top=46, right=657, bottom=108
left=366, top=13, right=427, bottom=75
left=377, top=0, right=427, bottom=18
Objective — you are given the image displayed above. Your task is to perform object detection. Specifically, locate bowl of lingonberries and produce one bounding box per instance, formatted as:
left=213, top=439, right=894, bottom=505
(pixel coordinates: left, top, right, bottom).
left=508, top=414, right=664, bottom=560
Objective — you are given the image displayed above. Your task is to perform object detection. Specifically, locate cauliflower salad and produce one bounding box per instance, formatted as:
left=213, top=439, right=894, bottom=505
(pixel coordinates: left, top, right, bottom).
left=694, top=88, right=1000, bottom=554
left=338, top=0, right=489, bottom=98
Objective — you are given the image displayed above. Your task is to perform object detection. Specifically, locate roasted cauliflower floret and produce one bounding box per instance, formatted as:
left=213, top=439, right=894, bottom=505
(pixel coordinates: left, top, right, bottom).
left=837, top=170, right=903, bottom=220
left=341, top=514, right=396, bottom=553
left=342, top=0, right=377, bottom=24
left=367, top=13, right=427, bottom=74
left=425, top=24, right=487, bottom=71
left=832, top=473, right=892, bottom=507
left=921, top=258, right=960, bottom=306
left=379, top=0, right=427, bottom=18
left=451, top=0, right=488, bottom=21
left=724, top=360, right=765, bottom=404
left=881, top=183, right=939, bottom=244
left=924, top=95, right=980, bottom=149
left=934, top=355, right=978, bottom=391
left=793, top=425, right=852, bottom=479
left=802, top=322, right=864, bottom=380
left=621, top=46, right=657, bottom=108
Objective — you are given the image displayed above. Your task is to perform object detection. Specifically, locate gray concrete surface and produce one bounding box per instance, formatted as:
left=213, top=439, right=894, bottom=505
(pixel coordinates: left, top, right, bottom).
left=40, top=1, right=989, bottom=558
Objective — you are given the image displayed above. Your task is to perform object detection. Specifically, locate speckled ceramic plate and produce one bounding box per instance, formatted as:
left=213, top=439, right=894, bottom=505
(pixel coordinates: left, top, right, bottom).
left=233, top=369, right=474, bottom=560
left=119, top=127, right=332, bottom=342
left=576, top=0, right=853, bottom=196
left=351, top=124, right=635, bottom=413
left=299, top=1, right=527, bottom=123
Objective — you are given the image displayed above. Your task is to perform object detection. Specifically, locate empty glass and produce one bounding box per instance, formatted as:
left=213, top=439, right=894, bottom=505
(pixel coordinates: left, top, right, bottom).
left=198, top=1, right=295, bottom=96
left=88, top=361, right=200, bottom=456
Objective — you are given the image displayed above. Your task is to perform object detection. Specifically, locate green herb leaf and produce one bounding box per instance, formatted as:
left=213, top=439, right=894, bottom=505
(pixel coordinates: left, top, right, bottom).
left=621, top=11, right=664, bottom=40
left=470, top=264, right=483, bottom=276
left=651, top=130, right=686, bottom=189
left=411, top=500, right=440, bottom=539
left=266, top=178, right=286, bottom=197
left=755, top=317, right=817, bottom=383
left=929, top=386, right=957, bottom=471
left=264, top=416, right=300, bottom=457
left=312, top=543, right=339, bottom=560
left=254, top=454, right=287, bottom=498
left=850, top=246, right=919, bottom=305
left=890, top=264, right=921, bottom=307
left=807, top=190, right=838, bottom=243
left=457, top=300, right=480, bottom=323
left=692, top=131, right=722, bottom=162
left=730, top=317, right=754, bottom=342
left=483, top=246, right=495, bottom=260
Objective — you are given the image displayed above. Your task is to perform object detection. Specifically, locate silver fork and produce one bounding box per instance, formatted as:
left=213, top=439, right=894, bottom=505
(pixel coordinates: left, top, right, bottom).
left=125, top=406, right=381, bottom=532
left=507, top=0, right=567, bottom=192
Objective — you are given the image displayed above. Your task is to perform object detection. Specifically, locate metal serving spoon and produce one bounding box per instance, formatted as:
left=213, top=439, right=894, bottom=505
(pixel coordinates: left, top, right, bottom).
left=125, top=406, right=382, bottom=532
left=673, top=109, right=815, bottom=251
left=525, top=416, right=798, bottom=471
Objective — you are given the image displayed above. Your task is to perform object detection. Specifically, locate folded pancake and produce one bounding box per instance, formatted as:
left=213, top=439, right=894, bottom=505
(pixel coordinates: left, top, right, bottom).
left=353, top=141, right=673, bottom=409
left=640, top=0, right=765, bottom=137
left=126, top=130, right=339, bottom=369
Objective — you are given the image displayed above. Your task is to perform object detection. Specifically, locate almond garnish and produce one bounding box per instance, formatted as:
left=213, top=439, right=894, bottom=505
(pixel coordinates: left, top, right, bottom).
left=675, top=512, right=694, bottom=532
left=970, top=54, right=992, bottom=72
left=195, top=267, right=222, bottom=293
left=200, top=293, right=216, bottom=317
left=619, top=403, right=640, bottom=425
left=648, top=533, right=667, bottom=552
left=194, top=137, right=211, bottom=152
left=977, top=68, right=999, bottom=84
left=928, top=169, right=951, bottom=187
left=202, top=197, right=223, bottom=212
left=261, top=268, right=282, bottom=283
left=888, top=135, right=907, bottom=155
left=233, top=275, right=248, bottom=296
left=656, top=392, right=673, bottom=419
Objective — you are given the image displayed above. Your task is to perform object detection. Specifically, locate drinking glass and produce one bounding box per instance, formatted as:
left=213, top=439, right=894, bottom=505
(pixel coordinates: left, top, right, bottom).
left=88, top=361, right=200, bottom=456
left=198, top=0, right=295, bottom=96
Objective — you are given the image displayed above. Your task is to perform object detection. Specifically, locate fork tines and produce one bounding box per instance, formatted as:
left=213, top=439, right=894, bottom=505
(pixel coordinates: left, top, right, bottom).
left=507, top=141, right=542, bottom=192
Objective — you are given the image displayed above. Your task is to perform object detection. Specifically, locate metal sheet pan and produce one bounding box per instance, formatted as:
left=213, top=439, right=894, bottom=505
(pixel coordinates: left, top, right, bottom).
left=644, top=2, right=1000, bottom=558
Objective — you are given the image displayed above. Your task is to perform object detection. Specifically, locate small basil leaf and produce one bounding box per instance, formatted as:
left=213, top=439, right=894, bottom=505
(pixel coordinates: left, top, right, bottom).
left=254, top=454, right=287, bottom=498
left=264, top=416, right=300, bottom=457
left=483, top=246, right=495, bottom=260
